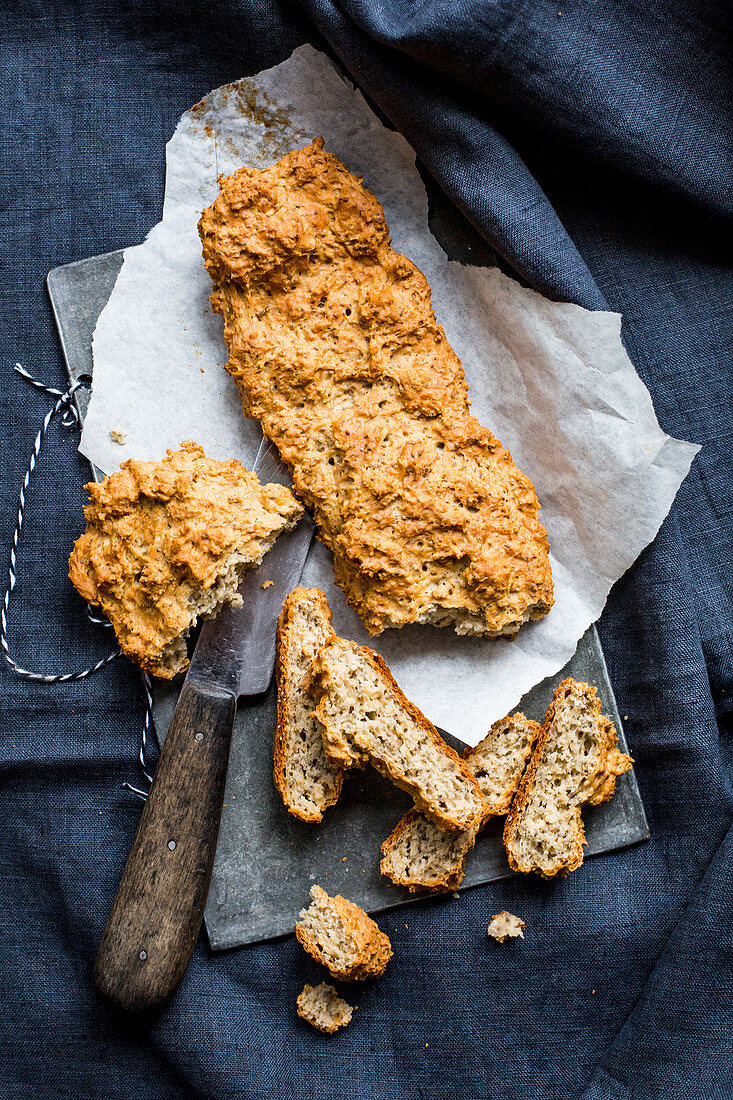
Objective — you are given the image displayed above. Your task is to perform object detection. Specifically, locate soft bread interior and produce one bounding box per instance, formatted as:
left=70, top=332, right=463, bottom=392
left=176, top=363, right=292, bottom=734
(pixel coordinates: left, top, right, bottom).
left=296, top=983, right=353, bottom=1033
left=312, top=638, right=483, bottom=831
left=381, top=713, right=538, bottom=890
left=506, top=682, right=631, bottom=875
left=155, top=523, right=298, bottom=676
left=277, top=591, right=341, bottom=819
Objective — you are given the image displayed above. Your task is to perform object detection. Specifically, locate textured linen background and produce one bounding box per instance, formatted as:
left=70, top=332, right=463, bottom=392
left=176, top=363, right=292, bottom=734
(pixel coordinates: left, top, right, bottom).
left=1, top=2, right=731, bottom=1098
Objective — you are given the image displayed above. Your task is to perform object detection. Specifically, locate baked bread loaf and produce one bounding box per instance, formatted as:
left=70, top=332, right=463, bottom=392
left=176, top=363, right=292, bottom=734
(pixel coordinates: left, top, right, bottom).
left=295, top=885, right=392, bottom=981
left=380, top=713, right=539, bottom=891
left=296, top=983, right=353, bottom=1034
left=274, top=587, right=343, bottom=822
left=199, top=139, right=553, bottom=639
left=504, top=679, right=633, bottom=878
left=68, top=442, right=302, bottom=678
left=309, top=636, right=484, bottom=832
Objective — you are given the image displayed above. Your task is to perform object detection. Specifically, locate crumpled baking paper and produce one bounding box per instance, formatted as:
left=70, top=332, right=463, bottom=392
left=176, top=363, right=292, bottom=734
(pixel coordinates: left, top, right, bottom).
left=80, top=45, right=698, bottom=745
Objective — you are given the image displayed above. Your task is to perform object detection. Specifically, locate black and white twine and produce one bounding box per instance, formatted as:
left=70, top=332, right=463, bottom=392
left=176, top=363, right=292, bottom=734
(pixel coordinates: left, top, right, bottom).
left=2, top=364, right=154, bottom=799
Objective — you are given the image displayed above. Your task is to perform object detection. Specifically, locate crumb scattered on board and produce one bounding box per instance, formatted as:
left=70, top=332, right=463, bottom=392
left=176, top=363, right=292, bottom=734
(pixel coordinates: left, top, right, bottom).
left=261, top=580, right=274, bottom=589
left=487, top=911, right=526, bottom=943
left=109, top=429, right=127, bottom=445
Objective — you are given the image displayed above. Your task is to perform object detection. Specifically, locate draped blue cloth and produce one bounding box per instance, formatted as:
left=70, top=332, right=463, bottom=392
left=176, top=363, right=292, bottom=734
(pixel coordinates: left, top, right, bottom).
left=2, top=2, right=731, bottom=1097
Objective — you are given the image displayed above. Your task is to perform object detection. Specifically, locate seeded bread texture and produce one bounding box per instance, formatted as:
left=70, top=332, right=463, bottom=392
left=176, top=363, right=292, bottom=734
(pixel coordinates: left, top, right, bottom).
left=380, top=713, right=539, bottom=891
left=68, top=442, right=303, bottom=678
left=504, top=679, right=633, bottom=878
left=308, top=636, right=484, bottom=832
left=296, top=983, right=353, bottom=1034
left=199, top=138, right=553, bottom=639
left=295, top=885, right=392, bottom=981
left=380, top=808, right=477, bottom=893
left=274, top=588, right=343, bottom=822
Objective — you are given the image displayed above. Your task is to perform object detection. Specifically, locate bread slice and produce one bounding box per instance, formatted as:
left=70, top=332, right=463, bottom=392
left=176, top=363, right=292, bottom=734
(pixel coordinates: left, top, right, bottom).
left=380, top=713, right=539, bottom=891
left=274, top=588, right=343, bottom=822
left=68, top=442, right=303, bottom=678
left=468, top=713, right=542, bottom=817
left=295, top=885, right=392, bottom=981
left=296, top=983, right=353, bottom=1034
left=380, top=808, right=477, bottom=893
left=309, top=636, right=484, bottom=832
left=504, top=678, right=633, bottom=878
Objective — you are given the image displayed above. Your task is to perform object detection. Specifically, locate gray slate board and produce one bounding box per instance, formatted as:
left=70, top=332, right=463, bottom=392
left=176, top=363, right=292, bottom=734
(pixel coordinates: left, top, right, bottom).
left=48, top=246, right=648, bottom=951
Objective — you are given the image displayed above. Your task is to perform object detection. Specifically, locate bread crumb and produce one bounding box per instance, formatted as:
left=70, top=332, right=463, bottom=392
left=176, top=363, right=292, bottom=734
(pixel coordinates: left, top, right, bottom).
left=342, top=856, right=347, bottom=862
left=296, top=983, right=353, bottom=1034
left=261, top=579, right=274, bottom=589
left=452, top=892, right=460, bottom=899
left=109, top=429, right=127, bottom=445
left=487, top=910, right=526, bottom=943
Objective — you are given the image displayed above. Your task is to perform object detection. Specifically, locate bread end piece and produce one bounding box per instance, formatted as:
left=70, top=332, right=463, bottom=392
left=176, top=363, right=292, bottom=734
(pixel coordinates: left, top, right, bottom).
left=503, top=679, right=633, bottom=879
left=295, top=884, right=392, bottom=981
left=274, top=587, right=344, bottom=822
left=68, top=442, right=303, bottom=678
left=296, top=983, right=353, bottom=1034
left=380, top=809, right=477, bottom=893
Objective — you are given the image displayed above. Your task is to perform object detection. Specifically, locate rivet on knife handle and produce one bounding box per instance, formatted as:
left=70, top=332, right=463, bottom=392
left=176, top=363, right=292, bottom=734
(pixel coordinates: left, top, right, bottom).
left=94, top=679, right=236, bottom=1013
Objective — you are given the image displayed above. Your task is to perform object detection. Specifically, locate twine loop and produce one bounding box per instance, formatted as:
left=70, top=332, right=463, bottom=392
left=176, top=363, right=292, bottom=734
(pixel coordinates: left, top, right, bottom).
left=2, top=365, right=153, bottom=798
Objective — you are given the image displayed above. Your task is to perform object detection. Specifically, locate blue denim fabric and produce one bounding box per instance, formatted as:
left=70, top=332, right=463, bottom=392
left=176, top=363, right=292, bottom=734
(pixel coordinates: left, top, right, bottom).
left=1, top=2, right=730, bottom=1097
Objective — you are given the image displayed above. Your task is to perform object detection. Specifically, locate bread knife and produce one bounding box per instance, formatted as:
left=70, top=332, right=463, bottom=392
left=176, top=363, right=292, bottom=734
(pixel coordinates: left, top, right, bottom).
left=93, top=436, right=314, bottom=1013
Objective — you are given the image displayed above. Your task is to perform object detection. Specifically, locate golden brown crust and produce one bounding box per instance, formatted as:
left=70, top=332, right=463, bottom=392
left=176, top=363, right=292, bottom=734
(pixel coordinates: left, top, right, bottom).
left=309, top=636, right=484, bottom=832
left=68, top=442, right=302, bottom=677
left=273, top=587, right=343, bottom=822
left=503, top=678, right=633, bottom=878
left=199, top=139, right=553, bottom=639
left=295, top=885, right=392, bottom=981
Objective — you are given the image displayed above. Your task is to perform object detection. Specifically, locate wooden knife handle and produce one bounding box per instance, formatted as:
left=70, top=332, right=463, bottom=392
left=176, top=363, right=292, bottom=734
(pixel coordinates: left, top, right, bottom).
left=94, top=679, right=236, bottom=1013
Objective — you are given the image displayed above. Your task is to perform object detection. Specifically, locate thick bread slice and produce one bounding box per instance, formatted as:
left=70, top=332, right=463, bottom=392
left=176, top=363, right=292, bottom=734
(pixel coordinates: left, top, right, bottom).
left=309, top=636, right=484, bottom=832
left=68, top=442, right=303, bottom=678
left=295, top=885, right=392, bottom=981
left=380, top=713, right=539, bottom=891
left=296, top=983, right=353, bottom=1034
left=503, top=679, right=633, bottom=878
left=274, top=588, right=343, bottom=822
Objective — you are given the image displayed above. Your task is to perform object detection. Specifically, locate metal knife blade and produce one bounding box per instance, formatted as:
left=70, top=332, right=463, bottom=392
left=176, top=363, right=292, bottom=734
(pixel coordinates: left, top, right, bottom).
left=186, top=434, right=314, bottom=698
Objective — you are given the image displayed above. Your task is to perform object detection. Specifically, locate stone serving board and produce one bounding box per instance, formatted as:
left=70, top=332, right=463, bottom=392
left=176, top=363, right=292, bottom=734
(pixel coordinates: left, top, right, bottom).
left=48, top=234, right=648, bottom=949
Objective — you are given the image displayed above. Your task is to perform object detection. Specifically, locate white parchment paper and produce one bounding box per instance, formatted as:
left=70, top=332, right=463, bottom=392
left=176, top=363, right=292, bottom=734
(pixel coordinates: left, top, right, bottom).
left=81, top=45, right=698, bottom=745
